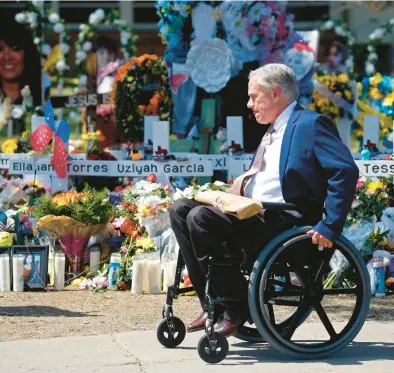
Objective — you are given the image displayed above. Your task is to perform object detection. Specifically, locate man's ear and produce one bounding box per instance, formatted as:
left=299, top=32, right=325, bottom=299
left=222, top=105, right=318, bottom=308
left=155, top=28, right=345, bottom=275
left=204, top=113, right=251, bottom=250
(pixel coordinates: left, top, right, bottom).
left=272, top=86, right=281, bottom=101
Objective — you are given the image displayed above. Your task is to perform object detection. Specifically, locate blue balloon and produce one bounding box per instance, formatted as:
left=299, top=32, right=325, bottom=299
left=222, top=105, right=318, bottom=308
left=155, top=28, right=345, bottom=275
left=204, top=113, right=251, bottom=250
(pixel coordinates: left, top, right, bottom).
left=44, top=101, right=56, bottom=131
left=56, top=119, right=71, bottom=144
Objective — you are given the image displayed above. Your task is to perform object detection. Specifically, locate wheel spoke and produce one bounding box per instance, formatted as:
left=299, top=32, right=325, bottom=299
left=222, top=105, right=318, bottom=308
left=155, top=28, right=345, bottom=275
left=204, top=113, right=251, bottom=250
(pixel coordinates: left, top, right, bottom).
left=267, top=298, right=301, bottom=307
left=266, top=303, right=276, bottom=325
left=281, top=299, right=311, bottom=339
left=266, top=289, right=304, bottom=297
left=313, top=302, right=337, bottom=339
left=323, top=287, right=358, bottom=295
left=314, top=249, right=334, bottom=285
left=268, top=279, right=302, bottom=290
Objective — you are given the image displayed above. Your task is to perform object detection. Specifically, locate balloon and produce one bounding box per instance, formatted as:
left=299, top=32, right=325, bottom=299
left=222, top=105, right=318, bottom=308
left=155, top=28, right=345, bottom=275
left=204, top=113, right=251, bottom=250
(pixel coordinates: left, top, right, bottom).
left=44, top=101, right=56, bottom=131
left=30, top=123, right=53, bottom=151
left=51, top=137, right=68, bottom=178
left=56, top=119, right=71, bottom=144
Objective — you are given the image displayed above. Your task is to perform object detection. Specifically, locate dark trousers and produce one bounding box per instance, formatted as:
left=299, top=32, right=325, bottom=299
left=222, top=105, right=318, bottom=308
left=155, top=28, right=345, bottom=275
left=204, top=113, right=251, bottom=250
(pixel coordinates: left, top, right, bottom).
left=169, top=198, right=298, bottom=318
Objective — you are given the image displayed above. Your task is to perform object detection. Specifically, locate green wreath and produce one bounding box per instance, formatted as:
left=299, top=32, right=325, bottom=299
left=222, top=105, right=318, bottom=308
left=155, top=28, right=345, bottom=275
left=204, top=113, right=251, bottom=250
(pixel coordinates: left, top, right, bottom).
left=114, top=54, right=173, bottom=142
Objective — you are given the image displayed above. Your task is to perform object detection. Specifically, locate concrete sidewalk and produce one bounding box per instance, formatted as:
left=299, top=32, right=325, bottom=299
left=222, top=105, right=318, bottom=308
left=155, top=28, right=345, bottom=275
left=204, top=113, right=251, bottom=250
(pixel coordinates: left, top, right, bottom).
left=0, top=321, right=393, bottom=373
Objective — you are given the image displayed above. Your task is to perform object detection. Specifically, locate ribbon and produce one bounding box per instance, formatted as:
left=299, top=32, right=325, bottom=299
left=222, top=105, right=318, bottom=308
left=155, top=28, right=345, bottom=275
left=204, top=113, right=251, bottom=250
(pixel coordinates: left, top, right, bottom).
left=313, top=79, right=359, bottom=118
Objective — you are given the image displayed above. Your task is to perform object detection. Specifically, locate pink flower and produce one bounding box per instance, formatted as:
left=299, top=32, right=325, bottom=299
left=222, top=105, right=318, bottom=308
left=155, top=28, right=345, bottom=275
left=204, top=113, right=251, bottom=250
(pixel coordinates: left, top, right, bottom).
left=120, top=246, right=127, bottom=253
left=356, top=178, right=365, bottom=191
left=102, top=281, right=108, bottom=289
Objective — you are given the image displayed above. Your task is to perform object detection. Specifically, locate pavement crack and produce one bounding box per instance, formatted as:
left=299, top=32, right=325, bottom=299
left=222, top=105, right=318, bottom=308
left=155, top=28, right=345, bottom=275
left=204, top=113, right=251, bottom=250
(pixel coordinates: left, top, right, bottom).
left=111, top=334, right=146, bottom=372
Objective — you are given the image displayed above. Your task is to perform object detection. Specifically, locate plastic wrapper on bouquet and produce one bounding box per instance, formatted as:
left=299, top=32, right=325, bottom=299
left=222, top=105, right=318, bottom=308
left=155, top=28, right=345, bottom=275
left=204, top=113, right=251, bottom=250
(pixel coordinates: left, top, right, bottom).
left=37, top=215, right=108, bottom=277
left=140, top=212, right=179, bottom=257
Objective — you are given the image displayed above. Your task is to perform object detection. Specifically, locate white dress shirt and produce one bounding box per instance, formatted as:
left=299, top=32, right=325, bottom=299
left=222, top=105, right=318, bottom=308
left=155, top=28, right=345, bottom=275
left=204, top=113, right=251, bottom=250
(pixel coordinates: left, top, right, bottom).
left=244, top=101, right=297, bottom=202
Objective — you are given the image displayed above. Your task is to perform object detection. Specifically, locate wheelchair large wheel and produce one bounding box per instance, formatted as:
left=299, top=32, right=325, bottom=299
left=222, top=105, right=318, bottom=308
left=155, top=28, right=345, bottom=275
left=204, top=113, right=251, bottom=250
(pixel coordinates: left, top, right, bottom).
left=249, top=226, right=370, bottom=359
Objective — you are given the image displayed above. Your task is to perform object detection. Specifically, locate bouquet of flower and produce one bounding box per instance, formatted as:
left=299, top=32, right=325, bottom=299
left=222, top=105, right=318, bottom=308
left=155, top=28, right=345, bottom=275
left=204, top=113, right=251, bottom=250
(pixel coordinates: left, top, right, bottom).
left=173, top=180, right=231, bottom=200
left=310, top=72, right=356, bottom=123
left=34, top=187, right=114, bottom=275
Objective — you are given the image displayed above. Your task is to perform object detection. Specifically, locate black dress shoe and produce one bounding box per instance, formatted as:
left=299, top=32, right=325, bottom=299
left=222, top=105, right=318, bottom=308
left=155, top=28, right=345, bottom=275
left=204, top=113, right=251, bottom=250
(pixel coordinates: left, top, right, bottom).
left=187, top=312, right=208, bottom=333
left=214, top=318, right=243, bottom=337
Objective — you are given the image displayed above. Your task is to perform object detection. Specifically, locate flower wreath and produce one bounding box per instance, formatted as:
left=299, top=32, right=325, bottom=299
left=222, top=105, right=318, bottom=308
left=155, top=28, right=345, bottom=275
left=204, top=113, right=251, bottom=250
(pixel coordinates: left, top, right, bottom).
left=113, top=54, right=172, bottom=141
left=365, top=18, right=394, bottom=76
left=318, top=19, right=356, bottom=74
left=75, top=8, right=138, bottom=74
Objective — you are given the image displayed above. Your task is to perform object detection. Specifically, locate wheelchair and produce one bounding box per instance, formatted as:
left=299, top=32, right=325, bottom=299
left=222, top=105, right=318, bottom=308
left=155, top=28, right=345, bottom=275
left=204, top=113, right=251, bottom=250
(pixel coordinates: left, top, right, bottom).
left=156, top=202, right=371, bottom=364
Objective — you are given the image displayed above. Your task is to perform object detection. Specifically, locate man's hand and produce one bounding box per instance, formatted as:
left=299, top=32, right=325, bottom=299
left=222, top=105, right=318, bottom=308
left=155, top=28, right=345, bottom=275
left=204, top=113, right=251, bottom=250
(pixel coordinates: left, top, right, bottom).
left=307, top=229, right=333, bottom=248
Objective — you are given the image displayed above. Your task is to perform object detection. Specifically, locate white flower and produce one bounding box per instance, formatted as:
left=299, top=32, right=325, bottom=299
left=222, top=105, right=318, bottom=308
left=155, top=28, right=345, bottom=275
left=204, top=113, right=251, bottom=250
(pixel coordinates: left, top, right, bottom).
left=213, top=181, right=225, bottom=186
left=373, top=28, right=384, bottom=39
left=21, top=86, right=31, bottom=98
left=145, top=183, right=161, bottom=193
left=88, top=13, right=98, bottom=25
left=33, top=37, right=40, bottom=45
left=123, top=52, right=130, bottom=60
left=95, top=8, right=105, bottom=22
left=48, top=13, right=60, bottom=24
left=42, top=43, right=52, bottom=56
left=135, top=180, right=149, bottom=190
left=369, top=32, right=376, bottom=41
left=348, top=37, right=355, bottom=46
left=173, top=188, right=184, bottom=201
left=143, top=195, right=162, bottom=206
left=368, top=52, right=378, bottom=61
left=389, top=18, right=394, bottom=26
left=56, top=59, right=67, bottom=72
left=79, top=24, right=86, bottom=31
left=11, top=106, right=25, bottom=119
left=367, top=45, right=375, bottom=52
left=345, top=57, right=354, bottom=69
left=76, top=50, right=87, bottom=61
left=78, top=32, right=85, bottom=42
left=82, top=41, right=93, bottom=52
left=335, top=26, right=345, bottom=36
left=59, top=43, right=70, bottom=54
left=32, top=0, right=44, bottom=7
left=15, top=13, right=26, bottom=23
left=28, top=12, right=37, bottom=27
left=323, top=20, right=334, bottom=30
left=186, top=38, right=233, bottom=93
left=120, top=31, right=130, bottom=45
left=365, top=62, right=375, bottom=75
left=53, top=23, right=65, bottom=33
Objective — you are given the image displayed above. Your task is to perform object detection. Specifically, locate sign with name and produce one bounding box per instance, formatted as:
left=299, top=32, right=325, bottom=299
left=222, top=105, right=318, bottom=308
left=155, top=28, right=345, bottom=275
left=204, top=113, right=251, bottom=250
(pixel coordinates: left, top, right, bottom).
left=356, top=160, right=394, bottom=176
left=228, top=156, right=254, bottom=178
left=50, top=93, right=110, bottom=108
left=0, top=154, right=87, bottom=169
left=8, top=160, right=213, bottom=177
left=172, top=153, right=232, bottom=170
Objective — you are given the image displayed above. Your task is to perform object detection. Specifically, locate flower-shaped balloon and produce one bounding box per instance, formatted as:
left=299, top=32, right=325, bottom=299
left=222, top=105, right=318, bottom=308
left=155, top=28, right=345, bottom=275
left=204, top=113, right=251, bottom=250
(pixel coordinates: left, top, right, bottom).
left=186, top=38, right=233, bottom=93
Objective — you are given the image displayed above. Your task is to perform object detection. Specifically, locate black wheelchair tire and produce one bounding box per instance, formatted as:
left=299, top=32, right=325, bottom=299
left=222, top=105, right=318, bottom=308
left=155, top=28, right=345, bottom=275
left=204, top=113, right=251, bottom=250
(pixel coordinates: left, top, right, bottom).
left=156, top=317, right=186, bottom=348
left=249, top=226, right=371, bottom=360
left=197, top=333, right=229, bottom=364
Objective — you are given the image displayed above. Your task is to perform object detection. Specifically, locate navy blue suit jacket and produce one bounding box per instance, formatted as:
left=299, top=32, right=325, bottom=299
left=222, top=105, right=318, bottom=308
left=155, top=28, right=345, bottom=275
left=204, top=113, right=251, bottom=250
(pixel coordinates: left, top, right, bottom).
left=252, top=103, right=359, bottom=242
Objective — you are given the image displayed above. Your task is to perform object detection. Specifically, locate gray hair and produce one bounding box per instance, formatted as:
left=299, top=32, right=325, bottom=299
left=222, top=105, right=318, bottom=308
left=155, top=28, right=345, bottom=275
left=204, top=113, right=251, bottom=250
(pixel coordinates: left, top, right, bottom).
left=248, top=63, right=299, bottom=102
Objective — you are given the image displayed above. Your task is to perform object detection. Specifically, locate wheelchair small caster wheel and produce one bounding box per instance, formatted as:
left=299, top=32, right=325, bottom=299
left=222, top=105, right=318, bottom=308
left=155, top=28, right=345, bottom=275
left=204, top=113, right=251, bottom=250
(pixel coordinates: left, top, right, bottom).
left=156, top=317, right=186, bottom=348
left=197, top=333, right=229, bottom=364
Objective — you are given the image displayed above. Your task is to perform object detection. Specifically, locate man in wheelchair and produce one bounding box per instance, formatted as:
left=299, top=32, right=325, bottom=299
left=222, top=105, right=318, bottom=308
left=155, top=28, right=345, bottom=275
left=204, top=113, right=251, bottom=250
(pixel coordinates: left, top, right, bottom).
left=169, top=63, right=359, bottom=338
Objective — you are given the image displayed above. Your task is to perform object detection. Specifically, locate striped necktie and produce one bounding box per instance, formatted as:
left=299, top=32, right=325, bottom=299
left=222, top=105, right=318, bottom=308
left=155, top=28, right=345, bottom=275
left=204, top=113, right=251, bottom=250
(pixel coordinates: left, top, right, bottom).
left=230, top=125, right=275, bottom=196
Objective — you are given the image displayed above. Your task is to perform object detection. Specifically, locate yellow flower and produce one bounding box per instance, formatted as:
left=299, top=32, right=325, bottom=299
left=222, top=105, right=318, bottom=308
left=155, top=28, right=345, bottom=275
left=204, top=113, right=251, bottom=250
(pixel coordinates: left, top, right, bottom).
left=367, top=180, right=385, bottom=194
left=357, top=82, right=362, bottom=93
left=344, top=89, right=352, bottom=100
left=335, top=91, right=343, bottom=98
left=383, top=93, right=394, bottom=107
left=81, top=133, right=89, bottom=141
left=21, top=130, right=31, bottom=140
left=370, top=87, right=383, bottom=100
left=370, top=73, right=382, bottom=87
left=337, top=74, right=349, bottom=84
left=1, top=139, right=18, bottom=154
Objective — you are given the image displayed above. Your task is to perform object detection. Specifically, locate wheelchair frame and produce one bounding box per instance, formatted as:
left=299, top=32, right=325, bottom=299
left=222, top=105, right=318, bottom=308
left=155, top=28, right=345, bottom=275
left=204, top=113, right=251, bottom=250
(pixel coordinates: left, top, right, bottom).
left=156, top=202, right=371, bottom=364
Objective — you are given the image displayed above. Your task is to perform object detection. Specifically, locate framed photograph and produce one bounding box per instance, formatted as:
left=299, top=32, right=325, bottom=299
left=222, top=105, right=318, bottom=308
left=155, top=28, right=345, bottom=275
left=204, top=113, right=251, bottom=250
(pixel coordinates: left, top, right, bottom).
left=11, top=245, right=49, bottom=290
